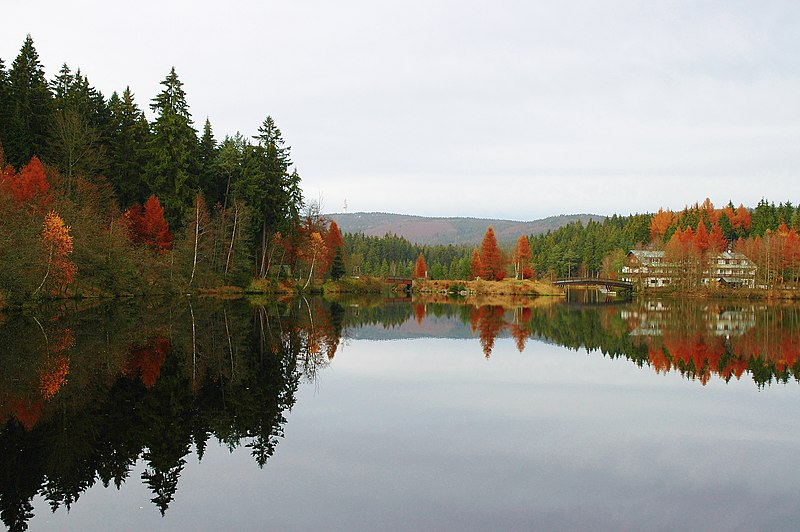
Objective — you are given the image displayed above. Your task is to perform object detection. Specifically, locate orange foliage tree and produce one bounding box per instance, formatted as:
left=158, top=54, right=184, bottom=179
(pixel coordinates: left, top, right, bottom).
left=469, top=246, right=482, bottom=280
left=512, top=235, right=533, bottom=280
left=324, top=220, right=345, bottom=278
left=414, top=253, right=428, bottom=279
left=650, top=208, right=674, bottom=242
left=707, top=222, right=728, bottom=253
left=34, top=211, right=76, bottom=295
left=480, top=226, right=504, bottom=281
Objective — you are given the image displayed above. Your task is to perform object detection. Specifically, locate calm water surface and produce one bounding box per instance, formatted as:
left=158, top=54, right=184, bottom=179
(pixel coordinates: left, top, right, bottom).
left=2, top=295, right=799, bottom=531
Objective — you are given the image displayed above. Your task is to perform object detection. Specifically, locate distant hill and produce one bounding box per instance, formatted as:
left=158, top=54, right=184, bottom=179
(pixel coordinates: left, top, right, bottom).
left=328, top=212, right=604, bottom=246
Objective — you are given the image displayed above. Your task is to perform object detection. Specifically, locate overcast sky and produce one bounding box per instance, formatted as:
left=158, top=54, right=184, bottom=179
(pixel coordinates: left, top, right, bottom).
left=3, top=1, right=799, bottom=220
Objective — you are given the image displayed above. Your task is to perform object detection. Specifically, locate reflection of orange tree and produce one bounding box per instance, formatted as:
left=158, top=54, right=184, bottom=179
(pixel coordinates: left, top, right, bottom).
left=38, top=328, right=74, bottom=400
left=123, top=337, right=170, bottom=389
left=511, top=307, right=532, bottom=352
left=477, top=306, right=506, bottom=358
left=413, top=303, right=426, bottom=325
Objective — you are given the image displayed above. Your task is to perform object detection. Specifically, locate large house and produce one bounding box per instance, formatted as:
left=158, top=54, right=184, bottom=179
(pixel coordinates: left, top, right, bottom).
left=621, top=250, right=756, bottom=289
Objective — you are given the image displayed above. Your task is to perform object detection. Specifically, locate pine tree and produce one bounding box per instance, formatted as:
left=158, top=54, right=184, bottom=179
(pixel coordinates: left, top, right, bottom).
left=147, top=67, right=199, bottom=226
left=6, top=35, right=54, bottom=167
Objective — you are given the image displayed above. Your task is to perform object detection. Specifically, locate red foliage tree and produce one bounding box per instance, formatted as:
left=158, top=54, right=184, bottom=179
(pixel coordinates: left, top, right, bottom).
left=127, top=195, right=173, bottom=253
left=143, top=195, right=173, bottom=252
left=323, top=220, right=345, bottom=274
left=414, top=253, right=428, bottom=279
left=0, top=156, right=52, bottom=212
left=480, top=226, right=504, bottom=281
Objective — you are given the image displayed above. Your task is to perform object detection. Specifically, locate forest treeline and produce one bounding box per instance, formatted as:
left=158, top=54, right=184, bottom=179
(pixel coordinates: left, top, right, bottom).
left=2, top=36, right=799, bottom=301
left=346, top=198, right=800, bottom=287
left=0, top=35, right=352, bottom=303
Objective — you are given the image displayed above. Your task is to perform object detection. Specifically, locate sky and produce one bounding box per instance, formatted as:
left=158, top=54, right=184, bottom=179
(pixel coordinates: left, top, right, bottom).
left=3, top=1, right=800, bottom=221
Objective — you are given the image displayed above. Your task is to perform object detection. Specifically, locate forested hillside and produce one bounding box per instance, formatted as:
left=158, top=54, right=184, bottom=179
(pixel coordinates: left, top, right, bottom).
left=331, top=212, right=601, bottom=245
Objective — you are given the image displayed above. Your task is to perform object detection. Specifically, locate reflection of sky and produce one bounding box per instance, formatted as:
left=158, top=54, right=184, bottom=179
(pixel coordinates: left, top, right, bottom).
left=35, top=336, right=800, bottom=530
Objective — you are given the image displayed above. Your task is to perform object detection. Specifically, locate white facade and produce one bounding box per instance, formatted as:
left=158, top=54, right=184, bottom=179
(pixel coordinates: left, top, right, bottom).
left=621, top=250, right=756, bottom=288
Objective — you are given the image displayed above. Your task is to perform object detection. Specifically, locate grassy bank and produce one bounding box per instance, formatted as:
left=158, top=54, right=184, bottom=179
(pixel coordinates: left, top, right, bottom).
left=414, top=278, right=563, bottom=297
left=245, top=276, right=390, bottom=296
left=634, top=287, right=800, bottom=300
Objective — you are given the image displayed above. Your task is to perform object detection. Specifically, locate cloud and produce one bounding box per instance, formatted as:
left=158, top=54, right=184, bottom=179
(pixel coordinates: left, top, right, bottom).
left=3, top=1, right=799, bottom=219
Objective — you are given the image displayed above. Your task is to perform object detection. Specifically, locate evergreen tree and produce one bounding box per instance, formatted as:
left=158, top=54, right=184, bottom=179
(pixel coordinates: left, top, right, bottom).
left=215, top=133, right=246, bottom=210
left=108, top=88, right=151, bottom=206
left=6, top=35, right=54, bottom=167
left=235, top=116, right=302, bottom=276
left=197, top=118, right=220, bottom=205
left=330, top=246, right=345, bottom=280
left=0, top=57, right=12, bottom=150
left=147, top=67, right=199, bottom=226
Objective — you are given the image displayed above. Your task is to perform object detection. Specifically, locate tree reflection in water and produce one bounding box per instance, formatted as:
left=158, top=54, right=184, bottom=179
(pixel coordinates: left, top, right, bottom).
left=1, top=295, right=799, bottom=530
left=410, top=296, right=800, bottom=387
left=0, top=298, right=336, bottom=531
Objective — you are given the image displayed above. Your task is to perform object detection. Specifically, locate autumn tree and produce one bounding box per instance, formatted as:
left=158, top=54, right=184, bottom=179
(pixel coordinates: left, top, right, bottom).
left=650, top=208, right=674, bottom=243
left=480, top=226, right=504, bottom=281
left=512, top=235, right=533, bottom=280
left=34, top=211, right=76, bottom=295
left=414, top=253, right=428, bottom=279
left=1, top=155, right=50, bottom=208
left=125, top=195, right=173, bottom=253
left=707, top=222, right=727, bottom=253
left=301, top=232, right=325, bottom=290
left=469, top=246, right=482, bottom=280
left=47, top=109, right=106, bottom=196
left=325, top=220, right=345, bottom=280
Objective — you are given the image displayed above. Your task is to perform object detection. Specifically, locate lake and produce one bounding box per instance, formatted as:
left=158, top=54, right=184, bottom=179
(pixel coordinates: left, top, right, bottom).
left=1, top=294, right=799, bottom=531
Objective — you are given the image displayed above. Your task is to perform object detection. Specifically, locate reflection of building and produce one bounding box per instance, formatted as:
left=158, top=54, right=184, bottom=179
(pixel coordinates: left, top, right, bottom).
left=621, top=250, right=756, bottom=289
left=624, top=303, right=757, bottom=338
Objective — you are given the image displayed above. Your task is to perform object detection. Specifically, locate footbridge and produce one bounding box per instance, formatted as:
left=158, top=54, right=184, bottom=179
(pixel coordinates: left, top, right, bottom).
left=554, top=277, right=633, bottom=290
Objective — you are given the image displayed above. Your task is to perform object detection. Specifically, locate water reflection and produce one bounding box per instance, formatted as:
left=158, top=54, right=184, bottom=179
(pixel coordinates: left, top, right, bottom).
left=1, top=295, right=799, bottom=530
left=0, top=298, right=332, bottom=531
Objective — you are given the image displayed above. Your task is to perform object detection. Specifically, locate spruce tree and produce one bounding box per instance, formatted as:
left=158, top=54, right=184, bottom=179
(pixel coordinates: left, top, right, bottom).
left=108, top=87, right=151, bottom=206
left=147, top=67, right=199, bottom=226
left=0, top=57, right=11, bottom=151
left=198, top=118, right=220, bottom=205
left=7, top=35, right=53, bottom=167
left=236, top=115, right=301, bottom=276
left=330, top=246, right=346, bottom=280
